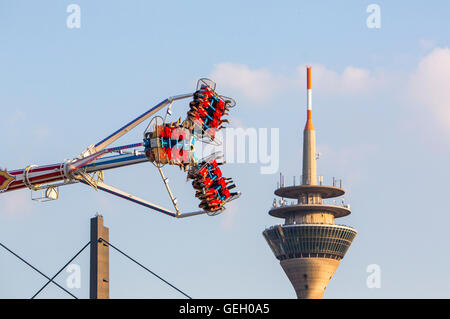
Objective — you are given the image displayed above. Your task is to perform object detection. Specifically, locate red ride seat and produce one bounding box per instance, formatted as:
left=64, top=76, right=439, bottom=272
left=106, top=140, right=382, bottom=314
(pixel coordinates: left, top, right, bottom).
left=221, top=187, right=231, bottom=199
left=213, top=167, right=222, bottom=178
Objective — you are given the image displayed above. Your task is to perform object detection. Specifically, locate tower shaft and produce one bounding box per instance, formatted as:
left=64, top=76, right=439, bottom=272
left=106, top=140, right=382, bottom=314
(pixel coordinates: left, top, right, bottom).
left=302, top=128, right=317, bottom=185
left=281, top=258, right=340, bottom=299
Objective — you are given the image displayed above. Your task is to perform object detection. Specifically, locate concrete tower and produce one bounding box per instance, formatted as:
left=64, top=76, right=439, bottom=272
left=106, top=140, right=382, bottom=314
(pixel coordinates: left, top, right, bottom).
left=263, top=67, right=357, bottom=299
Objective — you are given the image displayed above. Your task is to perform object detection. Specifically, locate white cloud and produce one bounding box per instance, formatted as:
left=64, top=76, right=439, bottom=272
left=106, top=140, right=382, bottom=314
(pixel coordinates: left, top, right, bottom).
left=33, top=126, right=51, bottom=142
left=315, top=143, right=379, bottom=194
left=297, top=64, right=384, bottom=96
left=210, top=62, right=381, bottom=104
left=407, top=47, right=450, bottom=136
left=210, top=63, right=288, bottom=102
left=341, top=67, right=373, bottom=92
left=229, top=117, right=247, bottom=130
left=0, top=189, right=34, bottom=216
left=220, top=201, right=238, bottom=231
left=210, top=48, right=450, bottom=143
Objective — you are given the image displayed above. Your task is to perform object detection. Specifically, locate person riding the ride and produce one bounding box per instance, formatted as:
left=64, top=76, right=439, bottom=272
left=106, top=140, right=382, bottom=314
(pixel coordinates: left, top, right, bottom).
left=199, top=197, right=223, bottom=212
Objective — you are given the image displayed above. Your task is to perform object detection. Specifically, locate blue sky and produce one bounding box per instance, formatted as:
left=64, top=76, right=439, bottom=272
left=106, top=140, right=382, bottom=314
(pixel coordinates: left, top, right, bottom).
left=0, top=0, right=449, bottom=298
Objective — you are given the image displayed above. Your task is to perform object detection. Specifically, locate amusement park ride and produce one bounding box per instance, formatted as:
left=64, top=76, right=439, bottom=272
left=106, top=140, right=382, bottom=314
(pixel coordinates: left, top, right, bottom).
left=0, top=79, right=240, bottom=218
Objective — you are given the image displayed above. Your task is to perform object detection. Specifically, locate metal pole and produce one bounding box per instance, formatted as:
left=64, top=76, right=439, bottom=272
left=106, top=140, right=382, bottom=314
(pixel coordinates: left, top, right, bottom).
left=90, top=215, right=109, bottom=299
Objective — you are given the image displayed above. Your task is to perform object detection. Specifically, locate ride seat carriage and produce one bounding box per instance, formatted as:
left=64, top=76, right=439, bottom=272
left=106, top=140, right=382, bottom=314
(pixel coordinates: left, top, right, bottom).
left=186, top=80, right=235, bottom=141
left=144, top=123, right=194, bottom=166
left=187, top=154, right=240, bottom=214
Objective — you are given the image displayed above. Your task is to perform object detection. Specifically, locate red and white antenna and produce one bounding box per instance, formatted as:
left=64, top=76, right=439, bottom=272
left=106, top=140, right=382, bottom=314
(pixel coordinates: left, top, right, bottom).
left=305, top=66, right=314, bottom=130
left=307, top=65, right=312, bottom=111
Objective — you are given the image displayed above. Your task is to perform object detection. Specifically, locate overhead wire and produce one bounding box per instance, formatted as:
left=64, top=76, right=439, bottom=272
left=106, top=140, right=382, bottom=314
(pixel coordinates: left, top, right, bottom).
left=0, top=241, right=78, bottom=299
left=31, top=241, right=90, bottom=299
left=99, top=238, right=192, bottom=299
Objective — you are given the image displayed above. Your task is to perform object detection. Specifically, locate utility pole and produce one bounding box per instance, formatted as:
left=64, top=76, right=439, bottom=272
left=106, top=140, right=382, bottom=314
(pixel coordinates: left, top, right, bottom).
left=90, top=214, right=109, bottom=299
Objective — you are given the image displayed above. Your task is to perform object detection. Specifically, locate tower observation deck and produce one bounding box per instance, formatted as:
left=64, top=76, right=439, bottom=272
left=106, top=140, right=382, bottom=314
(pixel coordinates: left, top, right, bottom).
left=262, top=67, right=357, bottom=299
